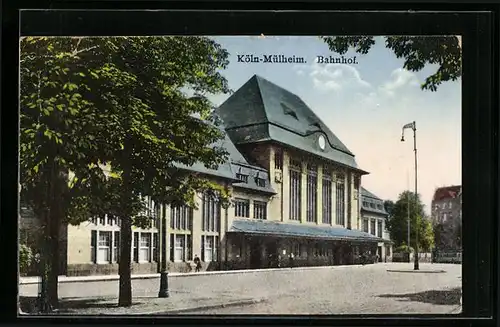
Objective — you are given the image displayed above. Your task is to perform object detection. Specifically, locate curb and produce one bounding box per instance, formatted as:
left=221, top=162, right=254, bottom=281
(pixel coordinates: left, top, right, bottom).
left=20, top=264, right=368, bottom=285
left=386, top=269, right=447, bottom=273
left=145, top=298, right=267, bottom=315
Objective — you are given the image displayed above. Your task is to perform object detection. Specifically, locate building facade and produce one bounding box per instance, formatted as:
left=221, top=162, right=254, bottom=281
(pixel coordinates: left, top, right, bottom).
left=359, top=188, right=393, bottom=262
left=431, top=185, right=462, bottom=251
left=20, top=75, right=388, bottom=276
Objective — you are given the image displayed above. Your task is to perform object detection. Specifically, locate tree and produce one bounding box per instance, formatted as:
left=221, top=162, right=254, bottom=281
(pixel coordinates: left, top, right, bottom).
left=385, top=191, right=433, bottom=250
left=419, top=216, right=434, bottom=252
left=321, top=36, right=461, bottom=91
left=383, top=200, right=395, bottom=218
left=20, top=36, right=232, bottom=308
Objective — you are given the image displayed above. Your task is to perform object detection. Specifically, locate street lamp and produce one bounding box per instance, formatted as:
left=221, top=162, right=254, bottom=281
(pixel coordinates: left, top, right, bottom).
left=158, top=204, right=169, bottom=297
left=401, top=121, right=419, bottom=271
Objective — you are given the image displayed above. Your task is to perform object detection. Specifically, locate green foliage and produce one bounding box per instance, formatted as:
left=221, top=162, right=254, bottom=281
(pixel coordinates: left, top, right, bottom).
left=321, top=36, right=461, bottom=91
left=20, top=36, right=232, bottom=223
left=384, top=191, right=434, bottom=251
left=19, top=244, right=33, bottom=273
left=383, top=200, right=395, bottom=218
left=394, top=244, right=413, bottom=253
left=419, top=216, right=435, bottom=252
left=20, top=36, right=233, bottom=306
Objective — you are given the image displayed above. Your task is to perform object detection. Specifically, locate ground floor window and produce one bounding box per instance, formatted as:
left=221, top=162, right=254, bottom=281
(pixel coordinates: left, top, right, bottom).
left=169, top=233, right=192, bottom=262
left=97, top=231, right=111, bottom=263
left=139, top=233, right=151, bottom=262
left=202, top=235, right=219, bottom=262
left=314, top=243, right=328, bottom=257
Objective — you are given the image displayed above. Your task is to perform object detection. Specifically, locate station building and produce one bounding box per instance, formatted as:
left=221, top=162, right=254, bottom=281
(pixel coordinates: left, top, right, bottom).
left=20, top=75, right=391, bottom=276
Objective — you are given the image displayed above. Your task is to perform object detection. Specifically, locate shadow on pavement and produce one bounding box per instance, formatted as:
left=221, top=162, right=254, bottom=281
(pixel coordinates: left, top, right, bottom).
left=19, top=296, right=144, bottom=314
left=378, top=287, right=462, bottom=306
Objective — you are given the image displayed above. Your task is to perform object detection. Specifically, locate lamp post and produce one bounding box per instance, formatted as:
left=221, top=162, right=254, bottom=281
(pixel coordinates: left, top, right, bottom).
left=401, top=121, right=419, bottom=271
left=158, top=204, right=169, bottom=297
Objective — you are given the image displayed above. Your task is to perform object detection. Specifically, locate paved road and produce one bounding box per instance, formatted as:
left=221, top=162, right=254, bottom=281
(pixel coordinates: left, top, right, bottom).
left=19, top=263, right=462, bottom=315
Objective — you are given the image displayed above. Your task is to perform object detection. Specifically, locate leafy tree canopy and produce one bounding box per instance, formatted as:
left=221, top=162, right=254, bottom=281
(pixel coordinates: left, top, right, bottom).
left=385, top=191, right=434, bottom=251
left=20, top=36, right=233, bottom=307
left=321, top=36, right=461, bottom=91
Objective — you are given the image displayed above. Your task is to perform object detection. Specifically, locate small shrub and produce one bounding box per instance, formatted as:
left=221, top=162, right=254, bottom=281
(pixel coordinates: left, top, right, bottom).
left=19, top=243, right=33, bottom=273
left=394, top=244, right=414, bottom=253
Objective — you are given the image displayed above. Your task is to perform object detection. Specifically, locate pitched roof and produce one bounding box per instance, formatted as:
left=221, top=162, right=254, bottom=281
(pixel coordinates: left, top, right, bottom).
left=361, top=187, right=382, bottom=201
left=229, top=218, right=383, bottom=242
left=432, top=185, right=462, bottom=202
left=360, top=187, right=388, bottom=216
left=216, top=75, right=366, bottom=173
left=177, top=114, right=276, bottom=194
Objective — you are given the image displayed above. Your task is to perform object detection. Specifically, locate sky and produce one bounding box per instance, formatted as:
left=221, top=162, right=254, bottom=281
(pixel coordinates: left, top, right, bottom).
left=206, top=36, right=461, bottom=214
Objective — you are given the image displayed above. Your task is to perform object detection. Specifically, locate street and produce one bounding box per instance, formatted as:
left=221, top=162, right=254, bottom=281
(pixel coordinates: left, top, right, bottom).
left=19, top=263, right=462, bottom=315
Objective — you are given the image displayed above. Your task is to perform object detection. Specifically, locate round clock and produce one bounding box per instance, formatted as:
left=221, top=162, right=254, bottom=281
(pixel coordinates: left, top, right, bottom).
left=318, top=135, right=326, bottom=150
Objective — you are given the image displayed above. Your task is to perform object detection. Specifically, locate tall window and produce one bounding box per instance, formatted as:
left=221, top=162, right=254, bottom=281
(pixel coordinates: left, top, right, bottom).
left=370, top=219, right=376, bottom=236
left=202, top=235, right=219, bottom=262
left=335, top=175, right=345, bottom=226
left=363, top=218, right=369, bottom=233
left=322, top=169, right=332, bottom=224
left=202, top=193, right=220, bottom=232
left=377, top=221, right=383, bottom=237
left=254, top=201, right=267, bottom=220
left=274, top=149, right=283, bottom=170
left=171, top=205, right=192, bottom=230
left=174, top=235, right=185, bottom=262
left=289, top=159, right=302, bottom=221
left=98, top=231, right=111, bottom=263
left=234, top=198, right=250, bottom=217
left=140, top=233, right=151, bottom=262
left=170, top=234, right=191, bottom=262
left=306, top=164, right=318, bottom=223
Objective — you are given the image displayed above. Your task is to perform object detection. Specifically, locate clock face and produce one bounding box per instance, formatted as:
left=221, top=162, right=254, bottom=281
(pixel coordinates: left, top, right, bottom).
left=318, top=135, right=326, bottom=150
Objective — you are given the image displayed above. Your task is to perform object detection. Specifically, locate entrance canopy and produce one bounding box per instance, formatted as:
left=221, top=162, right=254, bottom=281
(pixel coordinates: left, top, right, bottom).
left=229, top=219, right=383, bottom=243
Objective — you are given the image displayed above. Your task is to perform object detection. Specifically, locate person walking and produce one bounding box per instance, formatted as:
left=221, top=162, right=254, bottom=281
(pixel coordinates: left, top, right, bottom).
left=193, top=254, right=201, bottom=272
left=289, top=252, right=295, bottom=269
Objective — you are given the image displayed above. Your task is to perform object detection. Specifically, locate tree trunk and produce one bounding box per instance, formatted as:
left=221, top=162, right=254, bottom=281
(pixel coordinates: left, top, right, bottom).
left=46, top=166, right=68, bottom=309
left=118, top=216, right=133, bottom=306
left=47, top=211, right=60, bottom=309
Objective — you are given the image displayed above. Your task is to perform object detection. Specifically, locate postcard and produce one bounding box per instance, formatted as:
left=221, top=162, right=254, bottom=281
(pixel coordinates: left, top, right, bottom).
left=18, top=35, right=462, bottom=315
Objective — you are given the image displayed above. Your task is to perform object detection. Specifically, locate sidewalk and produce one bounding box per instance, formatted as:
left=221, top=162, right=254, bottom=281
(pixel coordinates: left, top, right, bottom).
left=19, top=264, right=367, bottom=285
left=20, top=291, right=267, bottom=315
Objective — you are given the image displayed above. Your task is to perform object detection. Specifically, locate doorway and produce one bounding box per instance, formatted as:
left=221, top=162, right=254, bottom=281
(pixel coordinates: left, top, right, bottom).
left=377, top=246, right=383, bottom=262
left=249, top=237, right=262, bottom=269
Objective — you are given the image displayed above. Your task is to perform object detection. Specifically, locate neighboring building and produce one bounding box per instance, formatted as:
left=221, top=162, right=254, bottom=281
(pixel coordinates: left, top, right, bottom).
left=359, top=188, right=393, bottom=262
left=20, top=75, right=385, bottom=276
left=431, top=185, right=462, bottom=251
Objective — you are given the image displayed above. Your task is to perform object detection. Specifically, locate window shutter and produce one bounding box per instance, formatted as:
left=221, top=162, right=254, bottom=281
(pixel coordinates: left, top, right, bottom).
left=170, top=234, right=174, bottom=262
left=201, top=235, right=205, bottom=261
left=114, top=231, right=120, bottom=263
left=91, top=230, right=97, bottom=264
left=133, top=232, right=139, bottom=263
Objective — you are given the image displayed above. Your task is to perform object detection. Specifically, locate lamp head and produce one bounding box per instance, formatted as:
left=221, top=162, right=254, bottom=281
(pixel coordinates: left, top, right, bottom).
left=401, top=136, right=405, bottom=142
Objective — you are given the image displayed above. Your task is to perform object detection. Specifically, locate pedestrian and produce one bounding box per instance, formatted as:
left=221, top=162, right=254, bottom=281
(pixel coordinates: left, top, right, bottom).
left=194, top=254, right=201, bottom=272
left=289, top=252, right=294, bottom=269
